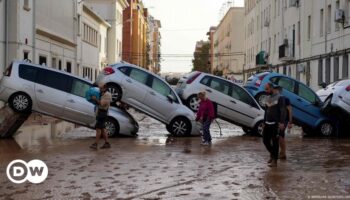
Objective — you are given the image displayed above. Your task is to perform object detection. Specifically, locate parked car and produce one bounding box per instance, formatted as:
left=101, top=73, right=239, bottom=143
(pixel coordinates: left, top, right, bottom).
left=0, top=60, right=139, bottom=137
left=95, top=62, right=199, bottom=136
left=316, top=80, right=350, bottom=115
left=175, top=71, right=265, bottom=135
left=244, top=72, right=337, bottom=136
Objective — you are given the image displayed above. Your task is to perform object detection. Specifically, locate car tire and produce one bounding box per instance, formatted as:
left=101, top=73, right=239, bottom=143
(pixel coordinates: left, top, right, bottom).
left=105, top=117, right=120, bottom=137
left=253, top=121, right=264, bottom=136
left=9, top=92, right=32, bottom=113
left=186, top=95, right=200, bottom=112
left=255, top=92, right=268, bottom=108
left=106, top=84, right=122, bottom=103
left=321, top=95, right=333, bottom=114
left=318, top=121, right=336, bottom=137
left=169, top=117, right=191, bottom=136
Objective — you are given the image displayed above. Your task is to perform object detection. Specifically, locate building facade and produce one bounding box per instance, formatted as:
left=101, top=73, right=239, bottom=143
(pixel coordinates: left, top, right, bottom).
left=213, top=7, right=245, bottom=80
left=122, top=0, right=148, bottom=68
left=244, top=0, right=350, bottom=90
left=147, top=15, right=161, bottom=74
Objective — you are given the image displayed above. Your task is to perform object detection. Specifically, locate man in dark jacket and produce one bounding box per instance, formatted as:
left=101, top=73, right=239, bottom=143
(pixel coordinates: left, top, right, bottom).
left=263, top=83, right=287, bottom=167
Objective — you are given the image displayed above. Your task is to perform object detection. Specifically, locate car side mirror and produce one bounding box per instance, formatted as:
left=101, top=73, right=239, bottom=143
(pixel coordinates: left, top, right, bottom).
left=167, top=95, right=174, bottom=103
left=319, top=82, right=327, bottom=89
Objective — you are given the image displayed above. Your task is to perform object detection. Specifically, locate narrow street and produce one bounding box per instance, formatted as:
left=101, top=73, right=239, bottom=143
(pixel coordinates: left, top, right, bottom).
left=1, top=112, right=350, bottom=199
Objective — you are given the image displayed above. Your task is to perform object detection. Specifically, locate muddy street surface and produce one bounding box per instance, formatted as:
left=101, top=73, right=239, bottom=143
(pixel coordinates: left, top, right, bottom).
left=1, top=112, right=350, bottom=200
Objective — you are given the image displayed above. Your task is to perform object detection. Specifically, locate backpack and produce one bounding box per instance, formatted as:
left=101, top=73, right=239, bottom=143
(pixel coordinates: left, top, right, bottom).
left=85, top=87, right=100, bottom=104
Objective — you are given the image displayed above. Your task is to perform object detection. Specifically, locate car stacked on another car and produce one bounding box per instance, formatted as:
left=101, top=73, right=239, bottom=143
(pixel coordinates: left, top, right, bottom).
left=175, top=71, right=265, bottom=135
left=316, top=80, right=350, bottom=115
left=96, top=62, right=199, bottom=136
left=244, top=71, right=337, bottom=136
left=0, top=60, right=139, bottom=137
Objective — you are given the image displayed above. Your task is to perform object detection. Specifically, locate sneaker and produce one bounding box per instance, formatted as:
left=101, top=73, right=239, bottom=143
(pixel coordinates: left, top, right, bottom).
left=279, top=155, right=287, bottom=160
left=90, top=143, right=98, bottom=150
left=268, top=160, right=277, bottom=167
left=100, top=142, right=111, bottom=149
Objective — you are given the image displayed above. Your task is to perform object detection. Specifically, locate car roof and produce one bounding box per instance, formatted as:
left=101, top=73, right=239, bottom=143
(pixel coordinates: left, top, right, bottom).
left=14, top=60, right=92, bottom=84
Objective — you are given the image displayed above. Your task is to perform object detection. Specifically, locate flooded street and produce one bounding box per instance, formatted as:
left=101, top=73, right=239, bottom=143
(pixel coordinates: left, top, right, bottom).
left=1, top=112, right=350, bottom=199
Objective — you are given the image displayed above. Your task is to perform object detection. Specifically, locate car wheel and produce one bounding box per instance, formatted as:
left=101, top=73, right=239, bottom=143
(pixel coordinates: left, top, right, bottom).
left=318, top=121, right=335, bottom=137
left=105, top=118, right=120, bottom=137
left=186, top=95, right=200, bottom=112
left=9, top=93, right=32, bottom=113
left=106, top=84, right=122, bottom=103
left=169, top=117, right=191, bottom=136
left=255, top=92, right=268, bottom=108
left=253, top=121, right=264, bottom=136
left=321, top=95, right=333, bottom=114
left=242, top=127, right=252, bottom=134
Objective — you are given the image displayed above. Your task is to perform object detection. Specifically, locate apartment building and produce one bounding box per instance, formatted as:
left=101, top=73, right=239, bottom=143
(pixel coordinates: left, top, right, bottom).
left=213, top=7, right=245, bottom=80
left=207, top=26, right=217, bottom=74
left=245, top=0, right=350, bottom=90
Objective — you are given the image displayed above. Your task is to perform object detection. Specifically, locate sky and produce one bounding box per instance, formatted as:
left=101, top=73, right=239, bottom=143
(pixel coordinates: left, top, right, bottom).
left=142, top=0, right=244, bottom=73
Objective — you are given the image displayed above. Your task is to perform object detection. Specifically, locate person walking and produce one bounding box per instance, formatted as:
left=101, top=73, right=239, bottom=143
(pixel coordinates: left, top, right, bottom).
left=276, top=86, right=293, bottom=160
left=90, top=83, right=112, bottom=150
left=196, top=91, right=215, bottom=145
left=263, top=83, right=287, bottom=167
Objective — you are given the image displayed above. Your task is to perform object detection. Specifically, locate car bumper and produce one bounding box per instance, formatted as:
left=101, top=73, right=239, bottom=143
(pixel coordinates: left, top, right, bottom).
left=333, top=97, right=350, bottom=115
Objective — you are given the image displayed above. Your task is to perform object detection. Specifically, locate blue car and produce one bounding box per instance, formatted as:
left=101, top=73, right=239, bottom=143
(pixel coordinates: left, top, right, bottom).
left=244, top=72, right=337, bottom=136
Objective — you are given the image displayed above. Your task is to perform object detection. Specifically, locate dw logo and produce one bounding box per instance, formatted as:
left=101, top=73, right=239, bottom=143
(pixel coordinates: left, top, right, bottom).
left=6, top=159, right=48, bottom=184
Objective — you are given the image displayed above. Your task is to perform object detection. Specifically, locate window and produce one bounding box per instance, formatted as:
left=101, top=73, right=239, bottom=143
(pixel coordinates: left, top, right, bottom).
left=343, top=54, right=349, bottom=78
left=200, top=76, right=211, bottom=86
left=39, top=56, right=47, bottom=65
left=23, top=51, right=29, bottom=60
left=209, top=78, right=230, bottom=96
left=58, top=60, right=62, bottom=70
left=71, top=79, right=91, bottom=98
left=23, top=0, right=30, bottom=11
left=231, top=84, right=257, bottom=108
left=118, top=67, right=130, bottom=75
left=66, top=62, right=72, bottom=73
left=19, top=65, right=37, bottom=82
left=306, top=62, right=311, bottom=86
left=336, top=1, right=340, bottom=31
left=83, top=23, right=98, bottom=46
left=307, top=16, right=311, bottom=40
left=334, top=57, right=339, bottom=81
left=298, top=84, right=317, bottom=103
left=129, top=68, right=148, bottom=84
left=151, top=77, right=171, bottom=97
left=318, top=59, right=323, bottom=84
left=277, top=77, right=295, bottom=93
left=320, top=9, right=324, bottom=37
left=327, top=5, right=331, bottom=34
left=36, top=69, right=70, bottom=92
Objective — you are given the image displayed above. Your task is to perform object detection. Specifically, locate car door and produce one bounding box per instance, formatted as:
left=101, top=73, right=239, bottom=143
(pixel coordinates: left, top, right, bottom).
left=296, top=83, right=322, bottom=126
left=63, top=78, right=96, bottom=126
left=34, top=69, right=70, bottom=116
left=144, top=76, right=180, bottom=122
left=203, top=77, right=232, bottom=119
left=121, top=67, right=151, bottom=112
left=229, top=84, right=262, bottom=127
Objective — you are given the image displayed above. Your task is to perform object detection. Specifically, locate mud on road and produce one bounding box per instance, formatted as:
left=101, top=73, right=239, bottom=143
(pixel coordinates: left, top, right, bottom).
left=0, top=113, right=350, bottom=199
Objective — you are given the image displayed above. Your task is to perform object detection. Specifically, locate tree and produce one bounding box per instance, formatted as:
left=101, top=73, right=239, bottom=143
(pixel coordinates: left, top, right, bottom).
left=192, top=42, right=210, bottom=73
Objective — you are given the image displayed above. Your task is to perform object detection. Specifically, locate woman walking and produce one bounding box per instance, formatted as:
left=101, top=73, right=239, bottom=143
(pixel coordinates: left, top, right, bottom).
left=196, top=91, right=215, bottom=145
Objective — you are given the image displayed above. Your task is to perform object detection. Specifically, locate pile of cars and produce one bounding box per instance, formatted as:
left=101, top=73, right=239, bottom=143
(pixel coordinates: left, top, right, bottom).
left=2, top=60, right=349, bottom=138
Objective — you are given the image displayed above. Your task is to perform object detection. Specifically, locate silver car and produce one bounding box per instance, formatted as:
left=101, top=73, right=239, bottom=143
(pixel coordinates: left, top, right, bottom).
left=96, top=62, right=199, bottom=136
left=0, top=61, right=139, bottom=137
left=176, top=71, right=265, bottom=135
left=316, top=80, right=350, bottom=115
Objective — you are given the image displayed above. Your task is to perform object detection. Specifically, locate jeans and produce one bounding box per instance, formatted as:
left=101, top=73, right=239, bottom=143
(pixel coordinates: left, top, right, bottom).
left=202, top=119, right=212, bottom=143
left=263, top=123, right=279, bottom=160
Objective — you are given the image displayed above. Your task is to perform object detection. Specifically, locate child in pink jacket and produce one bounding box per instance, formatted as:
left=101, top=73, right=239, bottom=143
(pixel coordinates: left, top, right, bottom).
left=196, top=91, right=215, bottom=145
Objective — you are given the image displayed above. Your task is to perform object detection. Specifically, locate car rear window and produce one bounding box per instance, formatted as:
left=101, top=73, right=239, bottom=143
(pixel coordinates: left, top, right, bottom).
left=4, top=63, right=13, bottom=77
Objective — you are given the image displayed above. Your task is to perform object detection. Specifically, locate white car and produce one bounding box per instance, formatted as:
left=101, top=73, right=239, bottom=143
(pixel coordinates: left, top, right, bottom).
left=96, top=62, right=199, bottom=136
left=316, top=80, right=350, bottom=115
left=175, top=71, right=265, bottom=135
left=0, top=60, right=139, bottom=137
